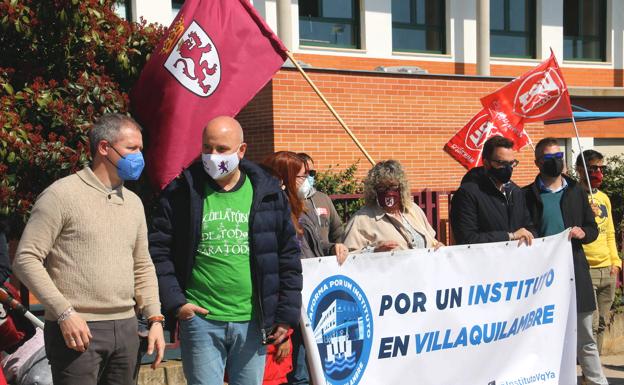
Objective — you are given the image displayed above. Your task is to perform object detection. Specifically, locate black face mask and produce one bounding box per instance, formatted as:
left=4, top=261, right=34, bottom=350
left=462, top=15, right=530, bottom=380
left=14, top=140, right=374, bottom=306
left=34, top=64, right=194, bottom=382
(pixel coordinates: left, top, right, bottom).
left=540, top=158, right=564, bottom=178
left=488, top=165, right=513, bottom=184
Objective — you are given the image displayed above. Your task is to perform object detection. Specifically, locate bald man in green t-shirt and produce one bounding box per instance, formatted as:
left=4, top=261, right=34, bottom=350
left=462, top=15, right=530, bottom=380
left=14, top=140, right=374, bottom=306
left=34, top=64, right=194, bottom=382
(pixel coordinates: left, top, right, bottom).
left=149, top=116, right=302, bottom=385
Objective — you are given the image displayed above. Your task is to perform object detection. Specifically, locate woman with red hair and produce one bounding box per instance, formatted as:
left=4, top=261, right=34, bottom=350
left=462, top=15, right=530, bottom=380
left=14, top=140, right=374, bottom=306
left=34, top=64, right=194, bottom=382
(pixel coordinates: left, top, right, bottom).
left=262, top=151, right=349, bottom=262
left=262, top=151, right=348, bottom=385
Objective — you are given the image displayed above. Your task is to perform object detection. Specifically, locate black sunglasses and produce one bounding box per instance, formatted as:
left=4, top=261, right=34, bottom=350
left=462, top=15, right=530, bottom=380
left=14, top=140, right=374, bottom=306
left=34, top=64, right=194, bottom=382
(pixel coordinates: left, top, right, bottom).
left=587, top=165, right=607, bottom=173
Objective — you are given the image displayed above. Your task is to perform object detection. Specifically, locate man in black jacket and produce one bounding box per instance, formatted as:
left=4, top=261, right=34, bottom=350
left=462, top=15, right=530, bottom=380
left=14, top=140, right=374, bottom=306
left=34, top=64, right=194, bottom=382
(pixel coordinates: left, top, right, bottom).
left=148, top=116, right=302, bottom=385
left=524, top=137, right=606, bottom=385
left=451, top=135, right=535, bottom=245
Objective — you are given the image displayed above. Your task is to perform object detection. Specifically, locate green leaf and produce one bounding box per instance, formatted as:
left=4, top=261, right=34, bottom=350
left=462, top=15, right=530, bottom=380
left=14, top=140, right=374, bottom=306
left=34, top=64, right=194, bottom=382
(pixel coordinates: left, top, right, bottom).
left=2, top=83, right=14, bottom=95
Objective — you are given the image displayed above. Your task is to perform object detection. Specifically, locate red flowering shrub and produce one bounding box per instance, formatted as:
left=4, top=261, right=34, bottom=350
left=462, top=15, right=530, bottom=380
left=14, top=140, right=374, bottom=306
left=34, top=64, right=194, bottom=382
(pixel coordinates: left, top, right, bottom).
left=0, top=0, right=165, bottom=235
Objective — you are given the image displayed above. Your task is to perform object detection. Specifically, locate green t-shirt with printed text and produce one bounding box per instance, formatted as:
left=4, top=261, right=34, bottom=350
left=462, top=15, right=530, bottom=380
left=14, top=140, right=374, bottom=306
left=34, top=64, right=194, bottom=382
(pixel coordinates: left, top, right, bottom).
left=185, top=175, right=254, bottom=321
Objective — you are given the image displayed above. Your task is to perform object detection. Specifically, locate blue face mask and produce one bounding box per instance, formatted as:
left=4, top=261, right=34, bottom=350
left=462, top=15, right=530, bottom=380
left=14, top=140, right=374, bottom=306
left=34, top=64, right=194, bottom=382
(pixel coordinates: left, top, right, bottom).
left=307, top=175, right=315, bottom=188
left=110, top=146, right=145, bottom=181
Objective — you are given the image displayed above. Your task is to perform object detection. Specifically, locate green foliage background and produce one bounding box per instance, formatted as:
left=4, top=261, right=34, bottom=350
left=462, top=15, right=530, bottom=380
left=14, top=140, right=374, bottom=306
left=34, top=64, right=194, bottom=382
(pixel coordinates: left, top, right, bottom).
left=314, top=161, right=364, bottom=221
left=601, top=155, right=624, bottom=248
left=0, top=0, right=164, bottom=235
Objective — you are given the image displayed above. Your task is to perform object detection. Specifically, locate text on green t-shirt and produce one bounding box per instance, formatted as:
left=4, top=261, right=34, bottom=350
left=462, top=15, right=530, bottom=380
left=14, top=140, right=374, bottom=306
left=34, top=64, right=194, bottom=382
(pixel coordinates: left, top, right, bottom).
left=185, top=176, right=254, bottom=321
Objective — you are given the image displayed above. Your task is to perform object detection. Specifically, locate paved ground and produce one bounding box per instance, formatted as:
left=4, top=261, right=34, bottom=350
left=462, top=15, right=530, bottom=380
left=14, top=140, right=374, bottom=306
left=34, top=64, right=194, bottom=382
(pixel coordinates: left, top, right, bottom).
left=579, top=355, right=624, bottom=384
left=141, top=356, right=624, bottom=385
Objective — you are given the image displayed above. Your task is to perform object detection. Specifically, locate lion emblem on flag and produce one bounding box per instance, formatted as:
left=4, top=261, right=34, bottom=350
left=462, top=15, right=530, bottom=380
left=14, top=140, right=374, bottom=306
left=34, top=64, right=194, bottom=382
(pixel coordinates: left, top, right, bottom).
left=164, top=21, right=221, bottom=97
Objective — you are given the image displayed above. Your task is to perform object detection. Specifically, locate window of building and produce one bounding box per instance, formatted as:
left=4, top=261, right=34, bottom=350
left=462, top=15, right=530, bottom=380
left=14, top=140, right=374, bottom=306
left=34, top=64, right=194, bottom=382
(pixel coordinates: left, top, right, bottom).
left=172, top=0, right=184, bottom=19
left=391, top=0, right=445, bottom=54
left=114, top=0, right=132, bottom=20
left=563, top=0, right=606, bottom=61
left=490, top=0, right=535, bottom=58
left=299, top=0, right=360, bottom=49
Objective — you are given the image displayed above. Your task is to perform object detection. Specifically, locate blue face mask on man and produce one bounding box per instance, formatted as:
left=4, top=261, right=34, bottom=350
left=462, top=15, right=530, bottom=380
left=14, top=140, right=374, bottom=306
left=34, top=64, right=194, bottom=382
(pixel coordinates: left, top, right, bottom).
left=109, top=146, right=145, bottom=181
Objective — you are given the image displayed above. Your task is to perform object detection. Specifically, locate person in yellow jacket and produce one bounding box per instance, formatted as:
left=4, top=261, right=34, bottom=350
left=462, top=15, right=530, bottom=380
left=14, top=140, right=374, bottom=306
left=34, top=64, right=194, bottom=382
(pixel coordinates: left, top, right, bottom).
left=576, top=149, right=622, bottom=354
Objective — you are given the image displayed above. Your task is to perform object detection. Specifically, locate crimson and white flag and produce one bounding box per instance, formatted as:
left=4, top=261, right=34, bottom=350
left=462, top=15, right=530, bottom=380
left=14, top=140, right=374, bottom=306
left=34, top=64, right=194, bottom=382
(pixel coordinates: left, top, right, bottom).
left=131, top=0, right=287, bottom=189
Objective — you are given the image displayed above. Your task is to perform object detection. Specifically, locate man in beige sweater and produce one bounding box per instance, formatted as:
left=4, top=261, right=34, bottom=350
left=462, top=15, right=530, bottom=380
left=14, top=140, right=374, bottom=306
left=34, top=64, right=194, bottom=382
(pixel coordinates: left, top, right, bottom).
left=13, top=114, right=165, bottom=385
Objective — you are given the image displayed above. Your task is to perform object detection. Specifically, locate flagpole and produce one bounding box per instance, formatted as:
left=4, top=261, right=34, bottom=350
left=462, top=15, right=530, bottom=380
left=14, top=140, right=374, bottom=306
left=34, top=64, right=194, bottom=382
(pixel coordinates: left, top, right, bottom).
left=571, top=116, right=594, bottom=200
left=474, top=123, right=494, bottom=166
left=285, top=51, right=376, bottom=166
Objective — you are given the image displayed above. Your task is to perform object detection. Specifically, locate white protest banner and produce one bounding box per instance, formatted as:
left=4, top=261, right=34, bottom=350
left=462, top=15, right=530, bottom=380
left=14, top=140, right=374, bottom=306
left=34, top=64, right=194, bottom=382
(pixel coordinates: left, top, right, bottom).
left=301, top=231, right=576, bottom=385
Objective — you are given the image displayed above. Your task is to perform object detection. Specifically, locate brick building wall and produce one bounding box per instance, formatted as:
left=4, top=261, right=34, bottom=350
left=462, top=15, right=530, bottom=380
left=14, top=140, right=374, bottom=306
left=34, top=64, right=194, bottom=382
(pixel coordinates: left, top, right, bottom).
left=239, top=67, right=546, bottom=191
left=236, top=55, right=623, bottom=238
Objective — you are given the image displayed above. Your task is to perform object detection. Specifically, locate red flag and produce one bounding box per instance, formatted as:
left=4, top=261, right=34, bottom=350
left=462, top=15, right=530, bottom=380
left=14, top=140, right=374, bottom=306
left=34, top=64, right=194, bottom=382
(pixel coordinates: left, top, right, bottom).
left=487, top=107, right=530, bottom=150
left=131, top=0, right=287, bottom=189
left=480, top=51, right=572, bottom=125
left=444, top=109, right=498, bottom=169
left=444, top=108, right=528, bottom=169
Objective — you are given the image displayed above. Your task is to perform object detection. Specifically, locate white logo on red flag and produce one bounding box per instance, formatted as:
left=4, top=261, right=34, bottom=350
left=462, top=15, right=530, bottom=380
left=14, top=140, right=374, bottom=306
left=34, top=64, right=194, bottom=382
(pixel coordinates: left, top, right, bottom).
left=481, top=51, right=572, bottom=124
left=464, top=112, right=496, bottom=151
left=444, top=108, right=498, bottom=169
left=164, top=21, right=221, bottom=97
left=444, top=108, right=528, bottom=170
left=515, top=67, right=566, bottom=119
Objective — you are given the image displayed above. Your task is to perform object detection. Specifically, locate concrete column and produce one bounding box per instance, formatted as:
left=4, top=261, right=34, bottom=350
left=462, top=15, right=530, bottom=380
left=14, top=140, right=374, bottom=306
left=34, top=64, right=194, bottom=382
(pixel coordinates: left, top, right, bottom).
left=276, top=0, right=293, bottom=50
left=610, top=0, right=623, bottom=84
left=131, top=0, right=172, bottom=25
left=537, top=0, right=564, bottom=61
left=476, top=0, right=490, bottom=75
left=364, top=0, right=393, bottom=56
left=453, top=0, right=477, bottom=70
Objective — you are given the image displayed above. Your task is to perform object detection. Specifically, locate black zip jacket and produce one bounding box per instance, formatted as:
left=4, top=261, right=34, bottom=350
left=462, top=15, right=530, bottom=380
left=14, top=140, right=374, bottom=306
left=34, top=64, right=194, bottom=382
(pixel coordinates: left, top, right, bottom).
left=524, top=174, right=598, bottom=313
left=148, top=159, right=302, bottom=336
left=451, top=167, right=536, bottom=245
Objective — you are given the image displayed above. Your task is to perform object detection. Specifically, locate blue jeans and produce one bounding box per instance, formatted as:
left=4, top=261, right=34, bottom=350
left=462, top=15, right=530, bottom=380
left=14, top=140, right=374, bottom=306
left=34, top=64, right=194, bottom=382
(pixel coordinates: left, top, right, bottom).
left=179, top=316, right=266, bottom=385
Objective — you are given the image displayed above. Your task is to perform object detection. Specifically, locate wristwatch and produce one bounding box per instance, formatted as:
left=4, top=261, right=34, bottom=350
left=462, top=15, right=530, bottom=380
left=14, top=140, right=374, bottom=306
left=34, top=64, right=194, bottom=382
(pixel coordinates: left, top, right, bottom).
left=147, top=315, right=165, bottom=329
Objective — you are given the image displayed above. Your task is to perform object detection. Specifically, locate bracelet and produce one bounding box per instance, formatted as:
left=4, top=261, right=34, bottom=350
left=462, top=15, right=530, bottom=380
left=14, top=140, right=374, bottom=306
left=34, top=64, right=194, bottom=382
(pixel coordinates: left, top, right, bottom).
left=58, top=306, right=75, bottom=323
left=147, top=315, right=165, bottom=329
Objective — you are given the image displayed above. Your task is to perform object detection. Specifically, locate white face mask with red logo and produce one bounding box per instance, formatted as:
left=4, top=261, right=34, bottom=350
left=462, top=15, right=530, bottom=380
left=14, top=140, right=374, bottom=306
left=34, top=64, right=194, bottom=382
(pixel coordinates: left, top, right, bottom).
left=201, top=150, right=240, bottom=180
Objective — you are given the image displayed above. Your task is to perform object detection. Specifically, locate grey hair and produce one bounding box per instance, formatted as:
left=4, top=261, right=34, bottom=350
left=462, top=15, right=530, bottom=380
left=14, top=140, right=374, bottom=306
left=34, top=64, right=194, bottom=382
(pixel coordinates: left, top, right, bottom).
left=362, top=160, right=413, bottom=210
left=88, top=113, right=142, bottom=156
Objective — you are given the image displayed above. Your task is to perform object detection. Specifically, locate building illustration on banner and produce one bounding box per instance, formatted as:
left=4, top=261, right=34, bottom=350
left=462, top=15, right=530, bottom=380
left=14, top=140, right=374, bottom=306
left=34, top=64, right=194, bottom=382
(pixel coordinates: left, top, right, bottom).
left=313, top=298, right=363, bottom=372
left=308, top=275, right=373, bottom=385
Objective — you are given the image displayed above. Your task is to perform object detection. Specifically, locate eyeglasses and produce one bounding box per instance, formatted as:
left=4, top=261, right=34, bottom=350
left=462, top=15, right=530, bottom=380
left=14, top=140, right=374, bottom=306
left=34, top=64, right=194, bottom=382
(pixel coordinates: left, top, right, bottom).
left=308, top=170, right=317, bottom=178
left=375, top=185, right=400, bottom=193
left=587, top=165, right=607, bottom=173
left=296, top=174, right=308, bottom=180
left=541, top=152, right=564, bottom=160
left=490, top=159, right=520, bottom=168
